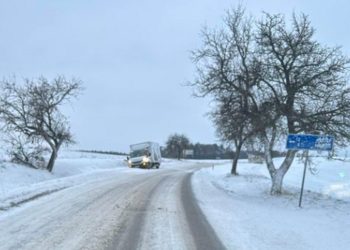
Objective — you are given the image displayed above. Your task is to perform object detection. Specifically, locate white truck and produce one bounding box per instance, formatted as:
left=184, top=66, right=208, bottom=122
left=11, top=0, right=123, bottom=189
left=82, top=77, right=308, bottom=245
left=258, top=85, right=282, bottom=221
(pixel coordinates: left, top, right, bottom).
left=127, top=142, right=161, bottom=169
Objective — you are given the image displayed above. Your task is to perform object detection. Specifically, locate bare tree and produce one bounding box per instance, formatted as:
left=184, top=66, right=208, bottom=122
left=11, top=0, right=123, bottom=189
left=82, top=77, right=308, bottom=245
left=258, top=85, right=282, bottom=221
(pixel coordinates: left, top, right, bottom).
left=191, top=8, right=350, bottom=194
left=165, top=133, right=190, bottom=160
left=0, top=76, right=82, bottom=172
left=191, top=6, right=261, bottom=175
left=256, top=13, right=350, bottom=194
left=210, top=93, right=255, bottom=174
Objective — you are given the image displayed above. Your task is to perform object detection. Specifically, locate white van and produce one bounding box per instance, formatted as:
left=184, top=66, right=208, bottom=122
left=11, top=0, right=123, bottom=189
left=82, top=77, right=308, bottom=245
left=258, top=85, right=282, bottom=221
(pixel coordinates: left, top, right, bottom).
left=127, top=142, right=161, bottom=168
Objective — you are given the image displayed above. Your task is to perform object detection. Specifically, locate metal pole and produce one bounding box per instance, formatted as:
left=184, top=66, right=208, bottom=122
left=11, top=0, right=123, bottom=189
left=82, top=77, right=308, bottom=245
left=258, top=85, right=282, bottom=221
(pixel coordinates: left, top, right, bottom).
left=299, top=150, right=309, bottom=208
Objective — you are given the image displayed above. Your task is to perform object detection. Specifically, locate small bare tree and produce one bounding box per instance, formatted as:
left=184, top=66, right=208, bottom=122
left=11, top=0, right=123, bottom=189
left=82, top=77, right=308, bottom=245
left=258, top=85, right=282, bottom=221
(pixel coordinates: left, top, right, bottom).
left=0, top=76, right=82, bottom=172
left=6, top=133, right=47, bottom=169
left=165, top=133, right=190, bottom=160
left=210, top=93, right=256, bottom=175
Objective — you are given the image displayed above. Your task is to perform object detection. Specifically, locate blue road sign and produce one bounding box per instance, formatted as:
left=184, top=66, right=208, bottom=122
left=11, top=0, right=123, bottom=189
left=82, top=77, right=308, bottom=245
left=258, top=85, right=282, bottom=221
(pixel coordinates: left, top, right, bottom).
left=286, top=134, right=334, bottom=151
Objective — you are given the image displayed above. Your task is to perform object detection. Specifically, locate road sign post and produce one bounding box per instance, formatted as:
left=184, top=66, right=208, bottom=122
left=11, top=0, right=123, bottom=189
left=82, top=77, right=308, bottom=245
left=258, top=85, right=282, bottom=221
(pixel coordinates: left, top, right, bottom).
left=286, top=134, right=334, bottom=207
left=299, top=150, right=309, bottom=208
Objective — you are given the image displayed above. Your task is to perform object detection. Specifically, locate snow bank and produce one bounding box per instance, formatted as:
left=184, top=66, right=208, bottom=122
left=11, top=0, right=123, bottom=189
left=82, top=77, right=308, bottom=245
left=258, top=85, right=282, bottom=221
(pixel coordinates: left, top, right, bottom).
left=0, top=151, right=128, bottom=210
left=0, top=151, right=186, bottom=211
left=193, top=157, right=350, bottom=250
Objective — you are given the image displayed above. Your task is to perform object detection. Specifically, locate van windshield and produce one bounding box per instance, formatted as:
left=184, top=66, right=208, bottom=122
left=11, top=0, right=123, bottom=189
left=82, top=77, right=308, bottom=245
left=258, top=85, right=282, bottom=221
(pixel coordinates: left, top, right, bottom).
left=130, top=149, right=149, bottom=158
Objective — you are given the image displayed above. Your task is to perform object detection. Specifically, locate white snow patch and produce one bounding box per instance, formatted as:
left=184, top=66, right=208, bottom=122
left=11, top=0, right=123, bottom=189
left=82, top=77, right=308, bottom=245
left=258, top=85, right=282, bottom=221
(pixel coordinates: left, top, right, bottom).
left=193, top=157, right=350, bottom=250
left=0, top=151, right=182, bottom=212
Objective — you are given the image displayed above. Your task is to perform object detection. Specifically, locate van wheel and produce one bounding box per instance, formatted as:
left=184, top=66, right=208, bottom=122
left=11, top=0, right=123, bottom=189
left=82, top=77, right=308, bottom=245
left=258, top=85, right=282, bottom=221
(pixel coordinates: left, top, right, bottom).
left=156, top=164, right=159, bottom=169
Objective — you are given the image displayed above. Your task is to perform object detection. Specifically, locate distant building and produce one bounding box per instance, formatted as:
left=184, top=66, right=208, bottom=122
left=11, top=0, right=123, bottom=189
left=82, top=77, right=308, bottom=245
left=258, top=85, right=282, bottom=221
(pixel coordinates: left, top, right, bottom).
left=183, top=149, right=194, bottom=158
left=247, top=152, right=264, bottom=164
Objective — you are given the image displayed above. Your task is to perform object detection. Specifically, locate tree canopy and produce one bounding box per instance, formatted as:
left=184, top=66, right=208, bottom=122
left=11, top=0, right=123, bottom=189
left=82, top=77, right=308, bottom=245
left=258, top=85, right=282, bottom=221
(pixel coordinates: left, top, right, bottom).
left=191, top=7, right=350, bottom=194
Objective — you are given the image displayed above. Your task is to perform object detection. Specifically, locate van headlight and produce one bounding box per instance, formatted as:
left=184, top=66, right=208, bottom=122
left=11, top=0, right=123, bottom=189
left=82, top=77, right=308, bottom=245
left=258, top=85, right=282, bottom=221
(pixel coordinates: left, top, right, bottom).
left=142, top=156, right=150, bottom=163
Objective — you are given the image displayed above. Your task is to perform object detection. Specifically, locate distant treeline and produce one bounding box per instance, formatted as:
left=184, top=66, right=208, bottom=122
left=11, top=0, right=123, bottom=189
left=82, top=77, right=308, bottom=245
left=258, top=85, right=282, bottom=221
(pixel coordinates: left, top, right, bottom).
left=76, top=147, right=286, bottom=160
left=76, top=150, right=127, bottom=156
left=161, top=142, right=286, bottom=160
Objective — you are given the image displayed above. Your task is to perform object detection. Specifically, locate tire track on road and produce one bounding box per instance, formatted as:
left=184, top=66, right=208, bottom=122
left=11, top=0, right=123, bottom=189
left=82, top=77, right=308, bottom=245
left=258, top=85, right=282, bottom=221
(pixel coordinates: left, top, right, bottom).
left=181, top=173, right=226, bottom=250
left=106, top=174, right=171, bottom=250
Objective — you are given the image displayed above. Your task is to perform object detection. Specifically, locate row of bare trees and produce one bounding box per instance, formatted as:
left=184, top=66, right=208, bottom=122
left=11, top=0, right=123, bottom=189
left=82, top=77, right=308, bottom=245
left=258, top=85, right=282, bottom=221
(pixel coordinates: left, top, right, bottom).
left=0, top=76, right=82, bottom=172
left=191, top=7, right=350, bottom=194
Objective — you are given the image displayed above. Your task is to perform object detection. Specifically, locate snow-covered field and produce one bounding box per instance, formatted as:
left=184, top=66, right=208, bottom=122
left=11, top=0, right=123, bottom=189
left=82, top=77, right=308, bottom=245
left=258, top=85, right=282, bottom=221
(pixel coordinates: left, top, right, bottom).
left=0, top=151, right=126, bottom=210
left=192, top=157, right=350, bottom=250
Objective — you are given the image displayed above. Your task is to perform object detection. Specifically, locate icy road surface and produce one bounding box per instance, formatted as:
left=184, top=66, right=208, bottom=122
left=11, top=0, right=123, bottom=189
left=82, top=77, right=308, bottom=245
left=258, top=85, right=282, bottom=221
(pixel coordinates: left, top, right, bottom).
left=0, top=163, right=225, bottom=250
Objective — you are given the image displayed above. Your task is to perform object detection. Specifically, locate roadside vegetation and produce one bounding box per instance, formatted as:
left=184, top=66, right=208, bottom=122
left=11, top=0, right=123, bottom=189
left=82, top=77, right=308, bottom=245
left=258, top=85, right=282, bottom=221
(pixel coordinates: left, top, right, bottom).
left=0, top=76, right=82, bottom=172
left=190, top=6, right=350, bottom=194
left=75, top=150, right=127, bottom=156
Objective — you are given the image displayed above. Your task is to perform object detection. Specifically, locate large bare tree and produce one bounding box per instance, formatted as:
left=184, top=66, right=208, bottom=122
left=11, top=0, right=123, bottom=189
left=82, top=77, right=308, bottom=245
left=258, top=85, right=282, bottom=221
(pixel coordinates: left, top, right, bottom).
left=256, top=13, right=350, bottom=194
left=191, top=7, right=350, bottom=194
left=0, top=76, right=82, bottom=172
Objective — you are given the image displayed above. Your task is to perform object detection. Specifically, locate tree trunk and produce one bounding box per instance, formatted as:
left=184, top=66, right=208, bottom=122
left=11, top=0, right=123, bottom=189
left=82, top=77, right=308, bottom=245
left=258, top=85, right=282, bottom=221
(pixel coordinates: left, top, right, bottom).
left=269, top=150, right=297, bottom=195
left=47, top=148, right=57, bottom=172
left=231, top=142, right=243, bottom=175
left=264, top=138, right=276, bottom=179
left=270, top=170, right=284, bottom=195
left=263, top=130, right=297, bottom=195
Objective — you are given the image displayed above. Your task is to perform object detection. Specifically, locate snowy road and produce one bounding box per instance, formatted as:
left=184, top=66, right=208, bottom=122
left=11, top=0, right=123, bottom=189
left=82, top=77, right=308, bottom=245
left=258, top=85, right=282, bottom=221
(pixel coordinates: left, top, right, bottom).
left=0, top=163, right=225, bottom=250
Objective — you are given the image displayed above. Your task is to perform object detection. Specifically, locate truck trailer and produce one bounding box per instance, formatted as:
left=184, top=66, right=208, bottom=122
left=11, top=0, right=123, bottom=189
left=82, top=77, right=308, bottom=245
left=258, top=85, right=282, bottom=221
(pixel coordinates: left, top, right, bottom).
left=127, top=142, right=161, bottom=169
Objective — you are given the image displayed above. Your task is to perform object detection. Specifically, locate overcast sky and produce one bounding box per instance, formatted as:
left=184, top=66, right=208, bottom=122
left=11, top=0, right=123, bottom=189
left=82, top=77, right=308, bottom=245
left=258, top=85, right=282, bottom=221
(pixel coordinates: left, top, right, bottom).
left=1, top=0, right=349, bottom=152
